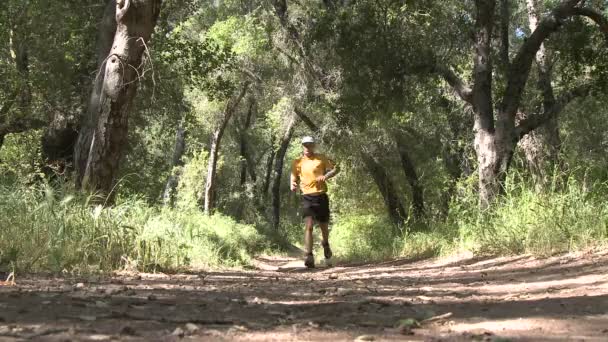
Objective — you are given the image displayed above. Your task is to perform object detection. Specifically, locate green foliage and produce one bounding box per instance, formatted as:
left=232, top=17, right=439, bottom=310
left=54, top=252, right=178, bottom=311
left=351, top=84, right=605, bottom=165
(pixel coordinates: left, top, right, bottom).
left=0, top=130, right=44, bottom=184
left=321, top=172, right=608, bottom=263
left=159, top=23, right=237, bottom=99
left=329, top=215, right=399, bottom=262
left=207, top=15, right=269, bottom=57
left=175, top=149, right=209, bottom=210
left=0, top=183, right=265, bottom=273
left=438, top=174, right=608, bottom=256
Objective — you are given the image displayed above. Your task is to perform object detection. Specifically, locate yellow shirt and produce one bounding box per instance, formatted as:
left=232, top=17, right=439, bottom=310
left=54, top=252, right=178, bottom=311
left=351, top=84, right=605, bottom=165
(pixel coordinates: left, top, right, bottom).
left=291, top=154, right=336, bottom=195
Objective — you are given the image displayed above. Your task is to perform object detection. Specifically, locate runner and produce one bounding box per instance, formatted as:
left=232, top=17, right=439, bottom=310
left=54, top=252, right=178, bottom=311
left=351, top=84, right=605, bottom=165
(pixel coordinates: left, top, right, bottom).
left=290, top=136, right=340, bottom=268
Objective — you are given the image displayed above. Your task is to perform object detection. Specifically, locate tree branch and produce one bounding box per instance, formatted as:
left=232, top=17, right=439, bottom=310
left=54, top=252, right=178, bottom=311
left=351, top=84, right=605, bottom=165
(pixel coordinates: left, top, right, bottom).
left=0, top=116, right=47, bottom=136
left=116, top=0, right=131, bottom=22
left=515, top=83, right=591, bottom=138
left=572, top=7, right=608, bottom=42
left=293, top=106, right=319, bottom=132
left=501, top=0, right=583, bottom=118
left=432, top=64, right=474, bottom=104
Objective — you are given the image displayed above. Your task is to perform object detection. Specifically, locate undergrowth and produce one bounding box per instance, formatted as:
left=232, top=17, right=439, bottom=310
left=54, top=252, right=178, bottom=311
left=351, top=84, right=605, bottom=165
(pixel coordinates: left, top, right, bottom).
left=0, top=182, right=266, bottom=274
left=322, top=174, right=608, bottom=263
left=2, top=172, right=608, bottom=274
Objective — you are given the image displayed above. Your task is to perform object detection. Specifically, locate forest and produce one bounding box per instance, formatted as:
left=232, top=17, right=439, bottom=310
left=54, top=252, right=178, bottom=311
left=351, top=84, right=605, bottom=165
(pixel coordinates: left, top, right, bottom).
left=2, top=0, right=608, bottom=340
left=1, top=0, right=608, bottom=270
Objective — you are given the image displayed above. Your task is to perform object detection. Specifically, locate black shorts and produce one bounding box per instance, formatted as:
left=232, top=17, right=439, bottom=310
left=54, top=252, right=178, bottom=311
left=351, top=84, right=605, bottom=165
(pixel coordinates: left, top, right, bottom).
left=301, top=193, right=330, bottom=223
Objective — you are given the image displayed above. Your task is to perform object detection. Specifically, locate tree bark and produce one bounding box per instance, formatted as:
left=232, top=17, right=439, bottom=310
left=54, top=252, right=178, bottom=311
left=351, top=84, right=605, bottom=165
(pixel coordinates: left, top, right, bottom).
left=74, top=0, right=162, bottom=198
left=202, top=82, right=250, bottom=215
left=161, top=117, right=187, bottom=206
left=271, top=114, right=298, bottom=231
left=395, top=135, right=424, bottom=220
left=471, top=0, right=504, bottom=209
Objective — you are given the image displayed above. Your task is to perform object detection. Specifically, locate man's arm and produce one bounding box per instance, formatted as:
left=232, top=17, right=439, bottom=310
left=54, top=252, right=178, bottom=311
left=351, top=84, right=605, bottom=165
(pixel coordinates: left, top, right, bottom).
left=324, top=165, right=340, bottom=179
left=290, top=160, right=299, bottom=192
left=317, top=157, right=340, bottom=182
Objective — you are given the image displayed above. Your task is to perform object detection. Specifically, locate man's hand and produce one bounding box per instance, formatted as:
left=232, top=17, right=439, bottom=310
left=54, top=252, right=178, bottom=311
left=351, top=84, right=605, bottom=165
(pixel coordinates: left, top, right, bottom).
left=316, top=175, right=326, bottom=183
left=290, top=181, right=298, bottom=192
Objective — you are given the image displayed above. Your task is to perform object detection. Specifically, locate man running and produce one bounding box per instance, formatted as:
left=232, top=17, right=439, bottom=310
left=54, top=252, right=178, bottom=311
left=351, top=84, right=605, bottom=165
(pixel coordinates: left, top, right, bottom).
left=290, top=136, right=340, bottom=268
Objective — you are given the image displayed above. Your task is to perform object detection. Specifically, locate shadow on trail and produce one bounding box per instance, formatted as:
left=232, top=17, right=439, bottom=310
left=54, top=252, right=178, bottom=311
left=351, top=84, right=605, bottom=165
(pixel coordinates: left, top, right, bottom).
left=1, top=252, right=607, bottom=340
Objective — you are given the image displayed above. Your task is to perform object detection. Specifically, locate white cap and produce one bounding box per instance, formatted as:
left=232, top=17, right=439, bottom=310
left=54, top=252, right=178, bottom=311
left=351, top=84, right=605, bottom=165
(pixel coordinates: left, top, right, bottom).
left=301, top=136, right=315, bottom=144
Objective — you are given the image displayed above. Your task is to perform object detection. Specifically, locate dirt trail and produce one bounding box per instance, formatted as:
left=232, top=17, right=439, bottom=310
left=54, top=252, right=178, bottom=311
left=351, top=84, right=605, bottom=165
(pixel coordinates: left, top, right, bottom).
left=1, top=250, right=608, bottom=341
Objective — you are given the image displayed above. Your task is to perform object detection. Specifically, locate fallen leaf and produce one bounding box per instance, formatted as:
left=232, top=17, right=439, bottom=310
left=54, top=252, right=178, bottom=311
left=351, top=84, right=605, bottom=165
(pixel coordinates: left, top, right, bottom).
left=185, top=323, right=199, bottom=334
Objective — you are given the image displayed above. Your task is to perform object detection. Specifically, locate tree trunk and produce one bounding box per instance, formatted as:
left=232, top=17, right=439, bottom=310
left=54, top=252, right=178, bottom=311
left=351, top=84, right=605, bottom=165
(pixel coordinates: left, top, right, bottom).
left=74, top=0, right=162, bottom=198
left=74, top=0, right=117, bottom=188
left=271, top=114, right=297, bottom=231
left=360, top=151, right=407, bottom=229
left=471, top=0, right=504, bottom=209
left=519, top=118, right=561, bottom=186
left=518, top=0, right=562, bottom=188
left=239, top=98, right=257, bottom=185
left=202, top=82, right=249, bottom=215
left=262, top=147, right=275, bottom=196
left=395, top=136, right=424, bottom=220
left=161, top=117, right=187, bottom=206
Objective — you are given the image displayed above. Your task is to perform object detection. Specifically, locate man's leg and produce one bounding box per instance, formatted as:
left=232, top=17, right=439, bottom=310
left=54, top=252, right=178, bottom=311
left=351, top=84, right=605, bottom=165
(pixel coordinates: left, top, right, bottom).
left=319, top=222, right=329, bottom=246
left=304, top=216, right=314, bottom=254
left=319, top=221, right=333, bottom=261
left=304, top=216, right=315, bottom=268
left=318, top=194, right=332, bottom=261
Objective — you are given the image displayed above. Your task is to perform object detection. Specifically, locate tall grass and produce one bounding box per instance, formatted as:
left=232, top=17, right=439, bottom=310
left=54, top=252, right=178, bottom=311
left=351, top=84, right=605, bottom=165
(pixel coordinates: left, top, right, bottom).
left=2, top=172, right=608, bottom=273
left=460, top=178, right=608, bottom=256
left=0, top=183, right=265, bottom=274
left=326, top=174, right=608, bottom=262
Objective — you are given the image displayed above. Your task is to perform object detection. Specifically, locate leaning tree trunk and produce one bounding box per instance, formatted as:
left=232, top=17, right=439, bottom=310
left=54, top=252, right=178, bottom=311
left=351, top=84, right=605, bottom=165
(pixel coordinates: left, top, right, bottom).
left=202, top=83, right=249, bottom=215
left=271, top=114, right=298, bottom=231
left=161, top=117, right=187, bottom=206
left=74, top=0, right=162, bottom=198
left=360, top=151, right=407, bottom=230
left=395, top=135, right=424, bottom=220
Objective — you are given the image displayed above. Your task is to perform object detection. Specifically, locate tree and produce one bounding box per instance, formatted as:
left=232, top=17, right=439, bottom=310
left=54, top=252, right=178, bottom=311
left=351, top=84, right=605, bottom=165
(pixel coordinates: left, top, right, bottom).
left=201, top=82, right=249, bottom=215
left=271, top=113, right=298, bottom=231
left=74, top=0, right=162, bottom=197
left=433, top=0, right=608, bottom=207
